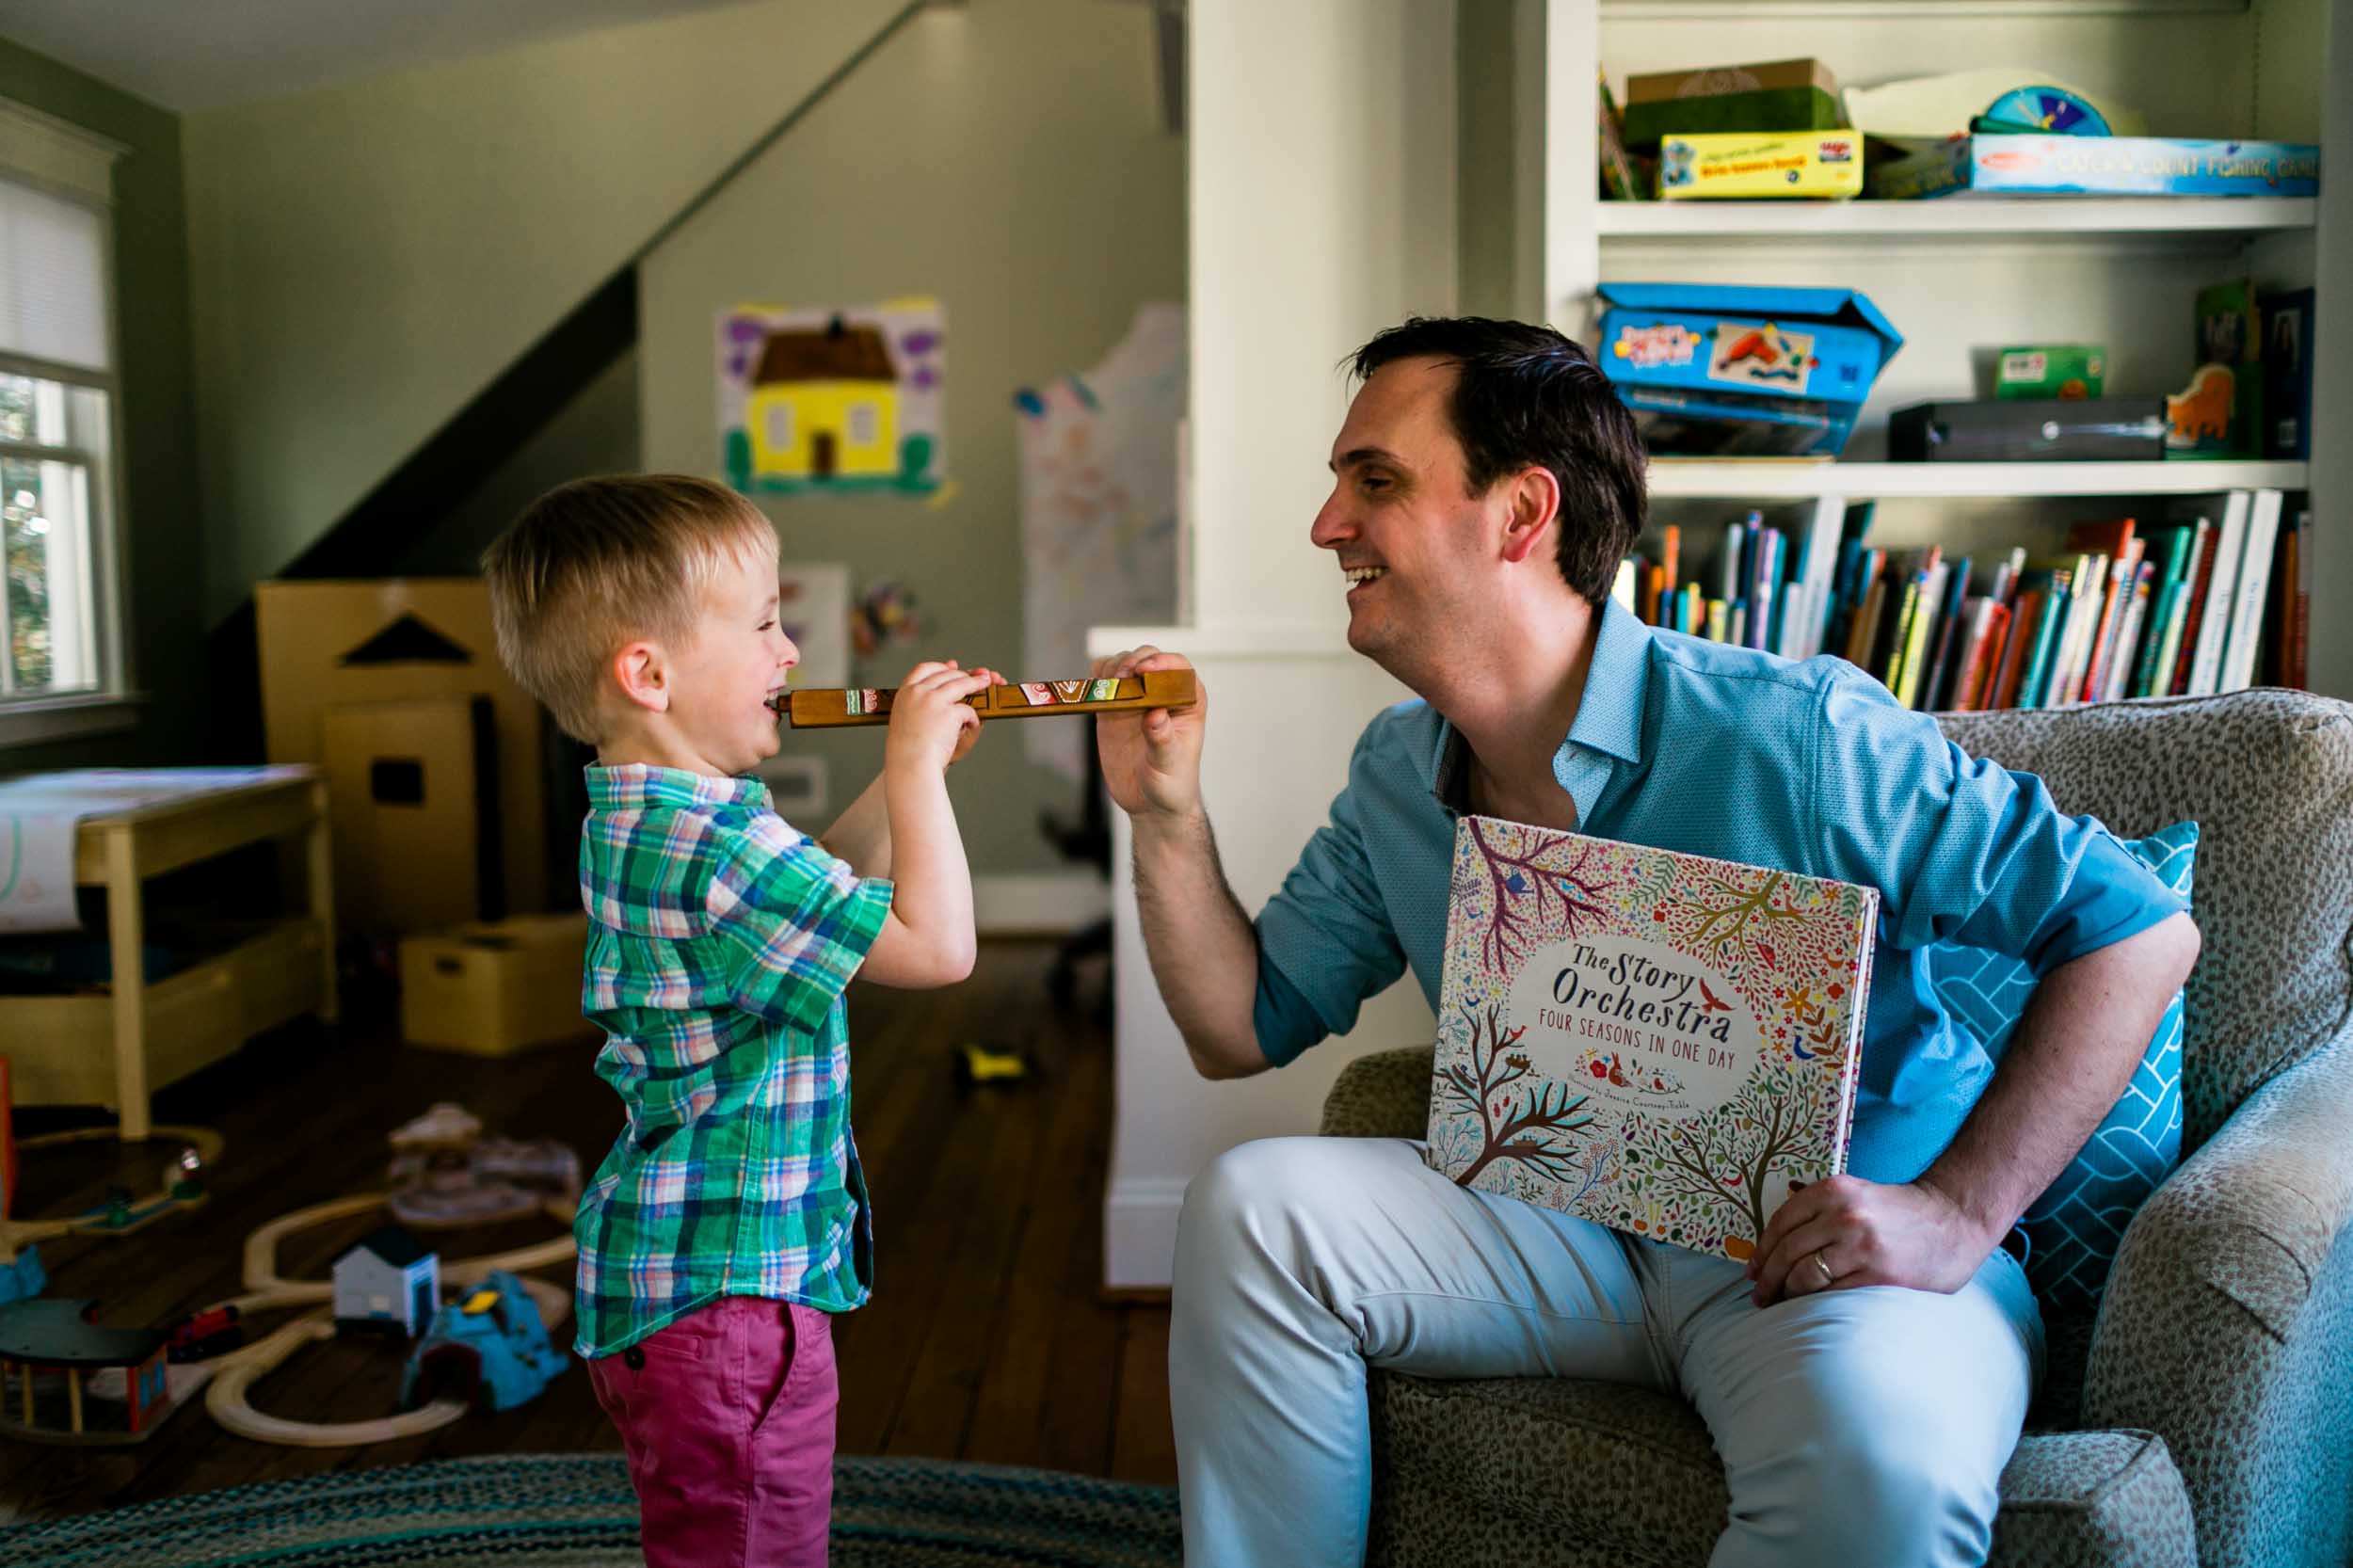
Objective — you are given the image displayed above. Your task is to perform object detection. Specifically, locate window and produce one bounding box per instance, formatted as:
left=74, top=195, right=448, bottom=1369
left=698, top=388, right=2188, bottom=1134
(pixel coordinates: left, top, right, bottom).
left=766, top=400, right=794, bottom=452
left=0, top=98, right=129, bottom=741
left=848, top=400, right=878, bottom=448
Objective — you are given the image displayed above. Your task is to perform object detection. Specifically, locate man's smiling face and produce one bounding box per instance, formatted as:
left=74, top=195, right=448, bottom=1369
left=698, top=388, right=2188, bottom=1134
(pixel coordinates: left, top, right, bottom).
left=1309, top=355, right=1498, bottom=676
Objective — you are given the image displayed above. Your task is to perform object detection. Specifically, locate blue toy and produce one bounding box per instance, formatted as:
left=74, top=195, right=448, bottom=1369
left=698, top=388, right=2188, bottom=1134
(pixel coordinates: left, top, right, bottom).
left=398, top=1271, right=565, bottom=1414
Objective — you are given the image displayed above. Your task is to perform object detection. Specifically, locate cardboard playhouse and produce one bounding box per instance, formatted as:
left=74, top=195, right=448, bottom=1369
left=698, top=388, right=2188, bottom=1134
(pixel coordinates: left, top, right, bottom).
left=259, top=581, right=597, bottom=1055
left=258, top=580, right=553, bottom=930
left=1595, top=283, right=1903, bottom=458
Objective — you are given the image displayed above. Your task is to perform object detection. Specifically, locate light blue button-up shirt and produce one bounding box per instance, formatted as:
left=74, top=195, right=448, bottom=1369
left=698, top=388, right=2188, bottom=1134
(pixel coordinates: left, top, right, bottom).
left=1254, top=596, right=2186, bottom=1184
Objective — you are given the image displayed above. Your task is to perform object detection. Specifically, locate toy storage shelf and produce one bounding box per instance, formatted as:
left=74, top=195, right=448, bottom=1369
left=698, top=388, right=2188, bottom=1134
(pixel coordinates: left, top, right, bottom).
left=1594, top=198, right=2317, bottom=239
left=0, top=771, right=338, bottom=1140
left=2, top=921, right=329, bottom=1111
left=1648, top=458, right=2311, bottom=500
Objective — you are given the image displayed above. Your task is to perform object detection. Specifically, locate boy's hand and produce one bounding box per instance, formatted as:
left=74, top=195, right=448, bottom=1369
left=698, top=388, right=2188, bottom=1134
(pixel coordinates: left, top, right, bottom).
left=885, top=662, right=1000, bottom=774
left=946, top=665, right=1004, bottom=765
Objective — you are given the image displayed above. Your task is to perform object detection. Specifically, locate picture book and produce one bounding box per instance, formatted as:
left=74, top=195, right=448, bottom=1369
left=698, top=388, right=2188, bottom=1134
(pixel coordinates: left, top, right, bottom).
left=1425, top=818, right=1877, bottom=1262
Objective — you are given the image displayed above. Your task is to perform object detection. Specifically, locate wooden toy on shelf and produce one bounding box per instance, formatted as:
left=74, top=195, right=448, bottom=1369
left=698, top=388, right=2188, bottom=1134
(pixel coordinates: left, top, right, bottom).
left=776, top=668, right=1197, bottom=728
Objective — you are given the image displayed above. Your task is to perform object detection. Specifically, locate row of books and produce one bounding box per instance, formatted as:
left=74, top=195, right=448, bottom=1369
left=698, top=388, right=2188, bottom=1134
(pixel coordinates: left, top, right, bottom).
left=1610, top=490, right=2313, bottom=709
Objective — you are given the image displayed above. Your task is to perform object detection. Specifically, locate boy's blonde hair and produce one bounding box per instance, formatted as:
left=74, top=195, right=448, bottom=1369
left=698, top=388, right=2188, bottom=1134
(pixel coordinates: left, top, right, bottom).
left=482, top=473, right=776, bottom=744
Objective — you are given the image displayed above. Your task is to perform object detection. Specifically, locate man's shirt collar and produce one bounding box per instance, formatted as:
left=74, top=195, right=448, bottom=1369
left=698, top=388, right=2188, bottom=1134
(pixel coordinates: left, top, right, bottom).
left=1425, top=595, right=1655, bottom=821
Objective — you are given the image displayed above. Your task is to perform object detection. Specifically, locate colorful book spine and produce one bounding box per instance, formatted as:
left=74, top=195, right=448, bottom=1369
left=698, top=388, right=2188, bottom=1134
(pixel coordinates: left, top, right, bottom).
left=2187, top=492, right=2249, bottom=697
left=1990, top=587, right=2043, bottom=712
left=2291, top=507, right=2313, bottom=689
left=2164, top=519, right=2220, bottom=696
left=2020, top=570, right=2073, bottom=709
left=1964, top=600, right=2012, bottom=711
left=2219, top=490, right=2282, bottom=694
left=2078, top=537, right=2142, bottom=705
left=2103, top=562, right=2155, bottom=703
left=2132, top=523, right=2197, bottom=698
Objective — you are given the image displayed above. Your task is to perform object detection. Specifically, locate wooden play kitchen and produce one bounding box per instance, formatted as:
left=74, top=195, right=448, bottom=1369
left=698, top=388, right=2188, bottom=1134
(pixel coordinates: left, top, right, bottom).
left=0, top=768, right=337, bottom=1140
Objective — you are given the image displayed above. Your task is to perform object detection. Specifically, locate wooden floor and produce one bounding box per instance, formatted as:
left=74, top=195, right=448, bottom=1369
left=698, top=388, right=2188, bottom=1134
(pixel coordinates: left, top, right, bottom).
left=0, top=937, right=1174, bottom=1522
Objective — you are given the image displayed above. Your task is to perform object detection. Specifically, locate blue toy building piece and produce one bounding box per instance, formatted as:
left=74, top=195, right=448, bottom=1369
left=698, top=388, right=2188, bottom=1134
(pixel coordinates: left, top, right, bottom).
left=399, top=1270, right=566, bottom=1414
left=0, top=1248, right=43, bottom=1306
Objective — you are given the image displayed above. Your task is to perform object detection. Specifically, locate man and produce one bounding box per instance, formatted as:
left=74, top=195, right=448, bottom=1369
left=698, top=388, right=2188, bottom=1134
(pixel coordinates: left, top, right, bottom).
left=1092, top=316, right=2200, bottom=1568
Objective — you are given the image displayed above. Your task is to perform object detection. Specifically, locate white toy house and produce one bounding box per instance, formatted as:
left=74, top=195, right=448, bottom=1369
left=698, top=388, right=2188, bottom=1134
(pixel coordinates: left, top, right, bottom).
left=332, top=1225, right=440, bottom=1336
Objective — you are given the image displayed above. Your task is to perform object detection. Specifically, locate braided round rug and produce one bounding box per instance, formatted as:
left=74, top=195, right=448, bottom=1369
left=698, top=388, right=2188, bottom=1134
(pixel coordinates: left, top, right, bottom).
left=0, top=1453, right=1181, bottom=1567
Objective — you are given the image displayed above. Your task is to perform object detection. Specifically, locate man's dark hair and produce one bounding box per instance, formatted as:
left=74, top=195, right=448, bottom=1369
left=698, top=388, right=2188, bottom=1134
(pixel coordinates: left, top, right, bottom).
left=1349, top=316, right=1647, bottom=607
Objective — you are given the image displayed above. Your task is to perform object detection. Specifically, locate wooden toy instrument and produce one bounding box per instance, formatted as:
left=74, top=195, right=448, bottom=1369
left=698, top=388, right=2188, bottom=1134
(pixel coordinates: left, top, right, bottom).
left=775, top=669, right=1197, bottom=728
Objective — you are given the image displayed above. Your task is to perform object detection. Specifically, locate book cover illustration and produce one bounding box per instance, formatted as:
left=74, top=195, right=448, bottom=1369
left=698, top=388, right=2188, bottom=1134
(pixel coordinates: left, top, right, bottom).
left=1425, top=817, right=1878, bottom=1261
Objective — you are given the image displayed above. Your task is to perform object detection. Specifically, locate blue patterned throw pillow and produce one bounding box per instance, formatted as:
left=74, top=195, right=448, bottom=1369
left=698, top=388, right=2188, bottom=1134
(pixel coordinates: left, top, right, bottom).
left=1922, top=821, right=2198, bottom=1311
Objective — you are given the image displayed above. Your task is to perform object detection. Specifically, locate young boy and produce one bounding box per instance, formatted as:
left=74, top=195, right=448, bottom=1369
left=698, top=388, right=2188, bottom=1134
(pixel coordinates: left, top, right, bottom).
left=482, top=473, right=999, bottom=1568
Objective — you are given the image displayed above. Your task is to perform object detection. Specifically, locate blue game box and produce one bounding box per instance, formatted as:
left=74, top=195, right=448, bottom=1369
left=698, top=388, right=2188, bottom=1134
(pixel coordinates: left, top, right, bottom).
left=1870, top=135, right=2318, bottom=200
left=1596, top=283, right=1904, bottom=457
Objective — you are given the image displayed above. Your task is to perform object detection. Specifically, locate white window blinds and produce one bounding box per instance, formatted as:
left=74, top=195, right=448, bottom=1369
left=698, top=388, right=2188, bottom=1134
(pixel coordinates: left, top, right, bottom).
left=0, top=174, right=109, bottom=373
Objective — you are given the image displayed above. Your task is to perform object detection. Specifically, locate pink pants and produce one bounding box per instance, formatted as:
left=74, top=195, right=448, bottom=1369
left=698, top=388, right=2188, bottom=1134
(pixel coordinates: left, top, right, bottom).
left=588, top=1295, right=839, bottom=1568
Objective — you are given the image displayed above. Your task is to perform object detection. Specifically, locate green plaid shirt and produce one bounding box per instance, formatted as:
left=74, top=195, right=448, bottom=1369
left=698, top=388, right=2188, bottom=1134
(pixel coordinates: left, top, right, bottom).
left=572, top=764, right=892, bottom=1358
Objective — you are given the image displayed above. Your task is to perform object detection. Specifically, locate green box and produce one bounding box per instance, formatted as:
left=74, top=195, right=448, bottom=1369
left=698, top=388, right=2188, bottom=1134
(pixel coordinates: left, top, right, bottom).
left=1622, top=86, right=1843, bottom=152
left=1993, top=345, right=2106, bottom=401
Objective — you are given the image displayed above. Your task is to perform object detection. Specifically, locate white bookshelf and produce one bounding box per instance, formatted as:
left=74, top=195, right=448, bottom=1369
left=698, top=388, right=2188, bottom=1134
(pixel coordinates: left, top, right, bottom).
left=1649, top=458, right=2312, bottom=500
left=1595, top=197, right=2316, bottom=239
left=1519, top=0, right=2347, bottom=696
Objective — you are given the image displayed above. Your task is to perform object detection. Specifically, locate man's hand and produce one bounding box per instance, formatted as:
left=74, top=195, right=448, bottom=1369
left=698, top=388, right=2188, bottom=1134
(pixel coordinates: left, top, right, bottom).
left=1745, top=1174, right=1997, bottom=1307
left=1093, top=647, right=1205, bottom=820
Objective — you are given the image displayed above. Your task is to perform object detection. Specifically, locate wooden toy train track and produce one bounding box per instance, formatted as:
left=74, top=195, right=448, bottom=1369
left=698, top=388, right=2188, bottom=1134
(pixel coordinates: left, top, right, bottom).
left=776, top=668, right=1196, bottom=728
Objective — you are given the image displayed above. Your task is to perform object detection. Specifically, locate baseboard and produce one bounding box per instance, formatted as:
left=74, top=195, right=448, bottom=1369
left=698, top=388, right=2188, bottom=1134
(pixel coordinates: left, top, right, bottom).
left=1104, top=1176, right=1190, bottom=1290
left=974, top=872, right=1108, bottom=936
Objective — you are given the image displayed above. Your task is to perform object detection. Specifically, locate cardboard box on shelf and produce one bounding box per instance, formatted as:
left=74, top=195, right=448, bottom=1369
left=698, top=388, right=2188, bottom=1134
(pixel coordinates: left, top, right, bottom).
left=256, top=580, right=552, bottom=924
left=1658, top=130, right=1862, bottom=200
left=398, top=914, right=596, bottom=1058
left=1869, top=135, right=2318, bottom=200
left=1597, top=283, right=1903, bottom=457
left=1622, top=58, right=1842, bottom=151
left=1995, top=345, right=2106, bottom=401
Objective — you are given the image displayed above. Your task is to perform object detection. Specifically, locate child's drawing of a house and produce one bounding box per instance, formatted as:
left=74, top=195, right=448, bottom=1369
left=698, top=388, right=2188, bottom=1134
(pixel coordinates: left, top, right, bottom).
left=747, top=316, right=901, bottom=482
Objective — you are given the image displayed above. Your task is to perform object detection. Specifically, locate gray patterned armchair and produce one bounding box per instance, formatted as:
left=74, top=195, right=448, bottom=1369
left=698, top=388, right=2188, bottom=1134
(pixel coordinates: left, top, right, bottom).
left=1319, top=689, right=2353, bottom=1568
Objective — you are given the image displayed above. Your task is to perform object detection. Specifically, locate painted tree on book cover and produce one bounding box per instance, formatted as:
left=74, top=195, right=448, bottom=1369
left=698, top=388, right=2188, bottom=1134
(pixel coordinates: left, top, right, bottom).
left=1620, top=1070, right=1809, bottom=1257
left=1460, top=818, right=1615, bottom=972
left=1429, top=818, right=1873, bottom=1260
left=1436, top=1001, right=1597, bottom=1188
left=1638, top=860, right=1855, bottom=984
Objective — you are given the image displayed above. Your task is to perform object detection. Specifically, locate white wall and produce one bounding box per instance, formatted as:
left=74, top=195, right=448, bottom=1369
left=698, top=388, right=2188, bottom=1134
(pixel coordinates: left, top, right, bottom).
left=1187, top=0, right=1458, bottom=638
left=1095, top=0, right=1458, bottom=1289
left=182, top=0, right=904, bottom=622
left=1087, top=632, right=1438, bottom=1288
left=636, top=0, right=1184, bottom=879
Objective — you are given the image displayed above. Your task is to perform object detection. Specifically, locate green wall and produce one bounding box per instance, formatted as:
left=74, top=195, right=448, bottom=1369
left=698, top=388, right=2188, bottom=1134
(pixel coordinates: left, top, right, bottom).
left=640, top=0, right=1185, bottom=875
left=183, top=0, right=904, bottom=624
left=0, top=38, right=203, bottom=768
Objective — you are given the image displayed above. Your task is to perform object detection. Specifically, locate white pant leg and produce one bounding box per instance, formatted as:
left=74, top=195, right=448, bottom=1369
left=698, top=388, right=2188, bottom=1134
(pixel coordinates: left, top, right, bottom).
left=1169, top=1136, right=1674, bottom=1568
left=1658, top=1243, right=2042, bottom=1568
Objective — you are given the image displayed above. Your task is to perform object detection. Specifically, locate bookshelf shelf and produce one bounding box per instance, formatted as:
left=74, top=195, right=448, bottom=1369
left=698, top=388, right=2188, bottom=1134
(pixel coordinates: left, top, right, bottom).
left=1646, top=460, right=2312, bottom=501
left=1593, top=198, right=2317, bottom=240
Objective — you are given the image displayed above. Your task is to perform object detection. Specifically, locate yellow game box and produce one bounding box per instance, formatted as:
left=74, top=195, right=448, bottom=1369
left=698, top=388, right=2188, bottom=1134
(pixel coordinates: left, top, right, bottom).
left=1658, top=130, right=1862, bottom=200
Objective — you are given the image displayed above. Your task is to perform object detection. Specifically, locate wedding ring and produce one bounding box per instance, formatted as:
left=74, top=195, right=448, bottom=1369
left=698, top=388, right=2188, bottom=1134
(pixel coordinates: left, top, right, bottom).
left=1809, top=1251, right=1835, bottom=1288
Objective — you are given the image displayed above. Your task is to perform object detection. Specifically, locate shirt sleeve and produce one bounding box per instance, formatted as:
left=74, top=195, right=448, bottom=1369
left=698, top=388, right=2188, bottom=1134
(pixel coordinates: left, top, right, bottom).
left=1812, top=674, right=2186, bottom=973
left=707, top=821, right=894, bottom=1033
left=1251, top=728, right=1411, bottom=1065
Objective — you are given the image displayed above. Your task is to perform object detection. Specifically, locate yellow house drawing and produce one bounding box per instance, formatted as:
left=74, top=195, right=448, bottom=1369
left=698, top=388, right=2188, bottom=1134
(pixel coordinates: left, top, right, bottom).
left=746, top=317, right=901, bottom=481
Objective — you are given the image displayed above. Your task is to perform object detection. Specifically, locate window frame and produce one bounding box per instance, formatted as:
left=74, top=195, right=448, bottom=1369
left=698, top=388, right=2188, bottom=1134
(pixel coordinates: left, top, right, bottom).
left=0, top=97, right=136, bottom=749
